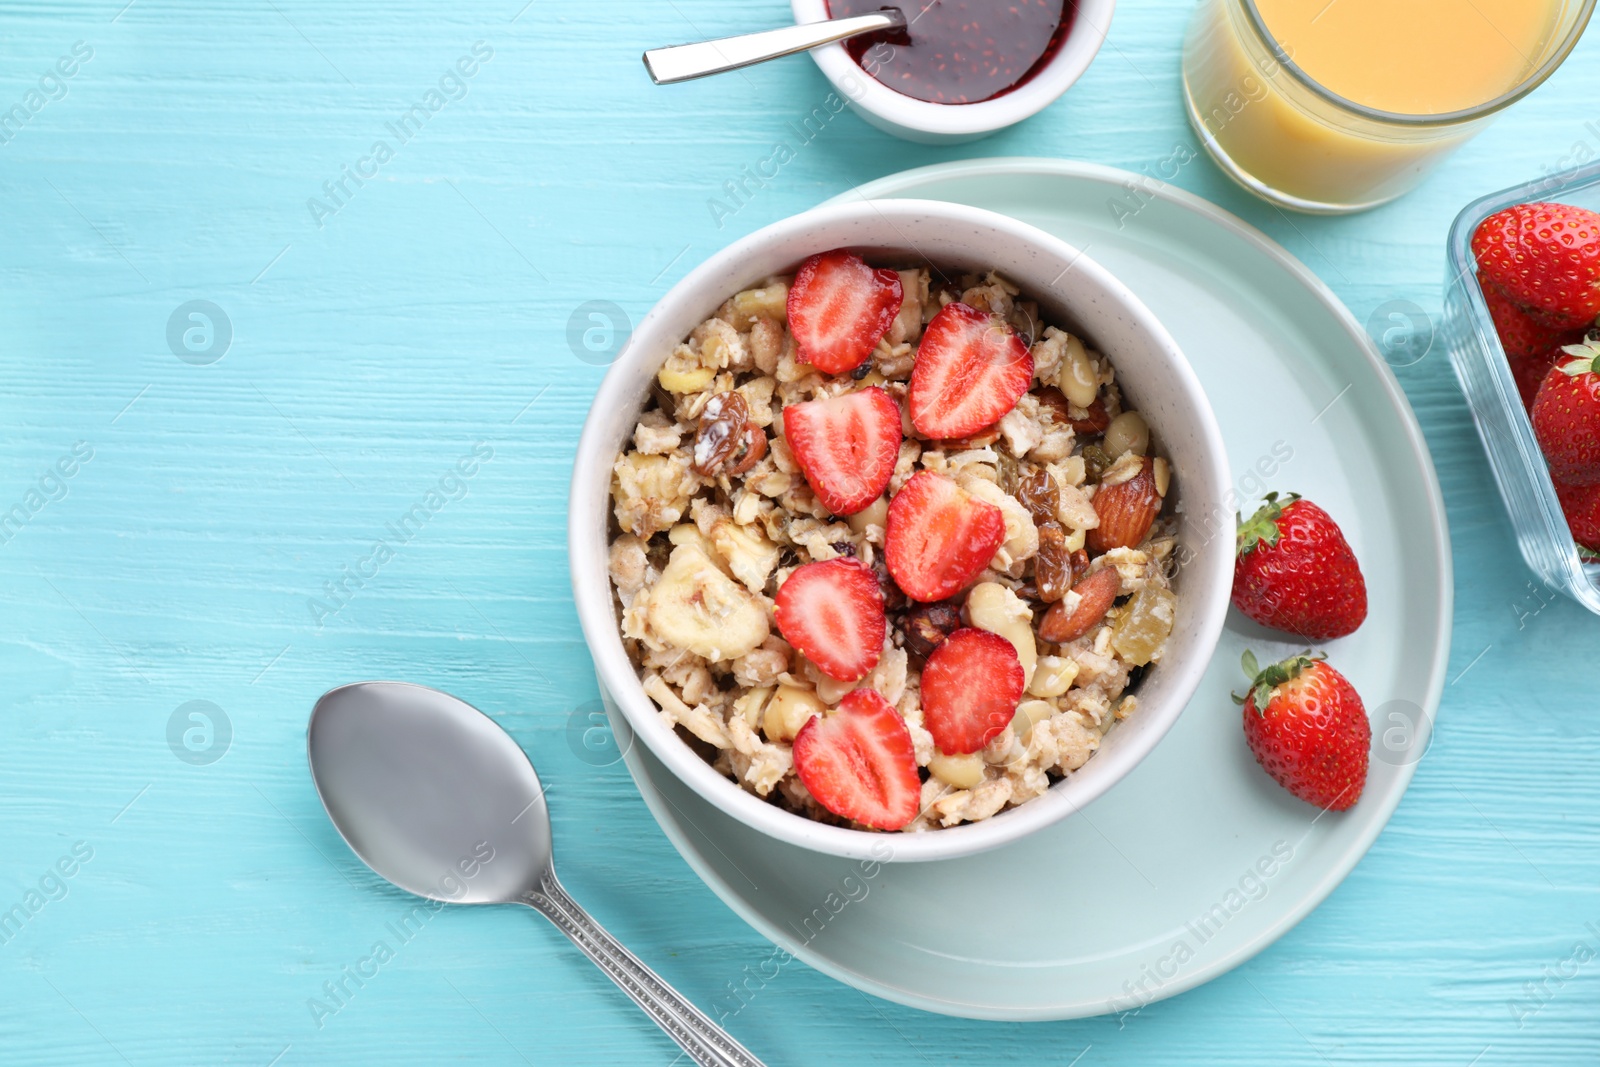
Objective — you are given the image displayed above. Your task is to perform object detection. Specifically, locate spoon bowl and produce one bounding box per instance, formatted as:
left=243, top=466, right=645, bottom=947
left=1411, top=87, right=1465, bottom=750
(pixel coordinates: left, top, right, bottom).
left=306, top=681, right=764, bottom=1067
left=309, top=681, right=549, bottom=905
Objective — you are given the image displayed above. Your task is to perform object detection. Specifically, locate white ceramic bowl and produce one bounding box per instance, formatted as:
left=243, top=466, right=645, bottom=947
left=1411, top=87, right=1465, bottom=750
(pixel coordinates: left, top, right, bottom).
left=569, top=199, right=1232, bottom=862
left=790, top=0, right=1116, bottom=143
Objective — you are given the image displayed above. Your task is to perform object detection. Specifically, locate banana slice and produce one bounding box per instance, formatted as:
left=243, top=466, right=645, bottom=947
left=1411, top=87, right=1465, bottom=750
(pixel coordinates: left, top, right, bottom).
left=658, top=343, right=715, bottom=394
left=668, top=523, right=731, bottom=579
left=710, top=518, right=780, bottom=594
left=644, top=543, right=769, bottom=662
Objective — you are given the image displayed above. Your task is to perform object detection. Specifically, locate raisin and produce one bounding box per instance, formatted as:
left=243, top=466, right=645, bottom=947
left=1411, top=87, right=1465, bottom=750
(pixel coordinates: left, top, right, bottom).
left=901, top=600, right=963, bottom=659
left=852, top=362, right=873, bottom=380
left=872, top=561, right=907, bottom=613
left=1034, top=522, right=1072, bottom=603
left=1016, top=467, right=1060, bottom=525
left=725, top=423, right=766, bottom=476
left=692, top=392, right=750, bottom=475
left=830, top=541, right=857, bottom=558
left=1081, top=444, right=1110, bottom=482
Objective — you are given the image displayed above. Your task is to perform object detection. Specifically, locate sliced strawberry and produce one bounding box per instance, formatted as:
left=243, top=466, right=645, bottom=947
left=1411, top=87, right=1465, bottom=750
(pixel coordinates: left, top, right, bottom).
left=884, top=471, right=1005, bottom=602
left=920, top=628, right=1025, bottom=754
left=775, top=558, right=886, bottom=682
left=781, top=387, right=901, bottom=516
left=792, top=688, right=920, bottom=830
left=787, top=250, right=903, bottom=375
left=908, top=302, right=1033, bottom=439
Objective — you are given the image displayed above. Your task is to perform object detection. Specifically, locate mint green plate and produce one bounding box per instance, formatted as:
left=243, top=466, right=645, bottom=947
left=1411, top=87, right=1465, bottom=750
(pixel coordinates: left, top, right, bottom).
left=611, top=158, right=1452, bottom=1021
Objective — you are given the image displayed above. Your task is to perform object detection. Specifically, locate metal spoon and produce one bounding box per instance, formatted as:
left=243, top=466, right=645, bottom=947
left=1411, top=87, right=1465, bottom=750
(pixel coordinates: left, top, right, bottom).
left=644, top=8, right=905, bottom=85
left=306, top=681, right=764, bottom=1067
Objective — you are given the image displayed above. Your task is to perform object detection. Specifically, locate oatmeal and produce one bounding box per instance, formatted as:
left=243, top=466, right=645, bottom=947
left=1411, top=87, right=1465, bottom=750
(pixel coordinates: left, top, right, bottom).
left=608, top=249, right=1179, bottom=832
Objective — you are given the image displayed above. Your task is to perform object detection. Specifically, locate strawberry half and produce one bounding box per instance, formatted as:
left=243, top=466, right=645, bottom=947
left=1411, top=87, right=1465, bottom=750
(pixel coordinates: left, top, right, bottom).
left=787, top=249, right=904, bottom=375
left=1532, top=339, right=1600, bottom=486
left=1232, top=493, right=1367, bottom=641
left=884, top=471, right=1006, bottom=602
left=920, top=628, right=1025, bottom=754
left=1235, top=651, right=1369, bottom=812
left=781, top=386, right=902, bottom=515
left=1472, top=202, right=1600, bottom=330
left=908, top=302, right=1033, bottom=439
left=775, top=558, right=886, bottom=682
left=792, top=688, right=920, bottom=830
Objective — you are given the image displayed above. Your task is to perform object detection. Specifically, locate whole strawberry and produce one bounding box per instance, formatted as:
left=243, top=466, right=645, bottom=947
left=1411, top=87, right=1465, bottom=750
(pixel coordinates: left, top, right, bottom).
left=1511, top=345, right=1569, bottom=412
left=1473, top=202, right=1600, bottom=330
left=1531, top=338, right=1600, bottom=485
left=1235, top=651, right=1369, bottom=812
left=1553, top=477, right=1600, bottom=555
left=1233, top=493, right=1367, bottom=641
left=1482, top=281, right=1585, bottom=361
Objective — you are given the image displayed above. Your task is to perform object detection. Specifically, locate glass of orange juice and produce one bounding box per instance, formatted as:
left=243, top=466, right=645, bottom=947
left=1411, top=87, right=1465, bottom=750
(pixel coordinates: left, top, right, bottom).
left=1182, top=0, right=1596, bottom=213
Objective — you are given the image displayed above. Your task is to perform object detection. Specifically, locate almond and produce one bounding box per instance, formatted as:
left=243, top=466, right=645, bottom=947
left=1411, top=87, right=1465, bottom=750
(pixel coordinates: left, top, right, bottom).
left=1088, top=456, right=1161, bottom=552
left=1038, top=566, right=1121, bottom=644
left=1034, top=386, right=1071, bottom=424
left=1069, top=396, right=1112, bottom=435
left=935, top=427, right=1002, bottom=450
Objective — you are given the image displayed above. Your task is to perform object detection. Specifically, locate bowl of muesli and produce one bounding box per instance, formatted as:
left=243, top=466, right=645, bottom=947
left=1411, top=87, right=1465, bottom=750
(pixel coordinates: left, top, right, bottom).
left=569, top=199, right=1232, bottom=862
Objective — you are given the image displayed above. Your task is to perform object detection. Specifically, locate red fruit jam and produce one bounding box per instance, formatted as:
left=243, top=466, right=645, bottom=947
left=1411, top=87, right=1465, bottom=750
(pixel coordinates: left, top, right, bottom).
left=827, top=0, right=1076, bottom=105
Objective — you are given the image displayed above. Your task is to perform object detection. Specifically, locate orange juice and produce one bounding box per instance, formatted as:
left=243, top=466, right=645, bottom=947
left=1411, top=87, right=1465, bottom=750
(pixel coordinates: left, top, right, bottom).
left=1181, top=0, right=1589, bottom=212
left=1255, top=0, right=1558, bottom=115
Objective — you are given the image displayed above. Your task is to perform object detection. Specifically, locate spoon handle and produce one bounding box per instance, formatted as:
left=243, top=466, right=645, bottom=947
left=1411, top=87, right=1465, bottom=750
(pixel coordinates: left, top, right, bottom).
left=528, top=873, right=765, bottom=1067
left=643, top=12, right=903, bottom=85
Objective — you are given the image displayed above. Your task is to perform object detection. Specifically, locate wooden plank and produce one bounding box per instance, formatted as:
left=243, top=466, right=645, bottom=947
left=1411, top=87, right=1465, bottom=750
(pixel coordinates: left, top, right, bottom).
left=0, top=0, right=1597, bottom=1062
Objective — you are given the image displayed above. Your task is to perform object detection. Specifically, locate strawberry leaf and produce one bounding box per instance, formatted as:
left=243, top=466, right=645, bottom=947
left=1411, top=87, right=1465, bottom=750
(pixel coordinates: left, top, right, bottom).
left=1557, top=337, right=1600, bottom=374
left=1236, top=492, right=1301, bottom=556
left=1241, top=649, right=1260, bottom=681
left=1238, top=649, right=1324, bottom=714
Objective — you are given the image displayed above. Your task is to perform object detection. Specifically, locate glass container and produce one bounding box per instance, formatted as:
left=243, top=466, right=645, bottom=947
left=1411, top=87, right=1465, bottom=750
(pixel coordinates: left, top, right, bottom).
left=1443, top=163, right=1600, bottom=614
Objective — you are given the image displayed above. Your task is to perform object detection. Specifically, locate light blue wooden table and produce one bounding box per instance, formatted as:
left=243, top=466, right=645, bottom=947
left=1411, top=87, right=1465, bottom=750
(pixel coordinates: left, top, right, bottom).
left=2, top=1, right=1598, bottom=1063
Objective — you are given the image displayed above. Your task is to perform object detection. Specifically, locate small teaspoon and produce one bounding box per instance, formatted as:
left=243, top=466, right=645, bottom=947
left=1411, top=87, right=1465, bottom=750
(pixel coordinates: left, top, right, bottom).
left=644, top=8, right=906, bottom=85
left=306, top=681, right=764, bottom=1067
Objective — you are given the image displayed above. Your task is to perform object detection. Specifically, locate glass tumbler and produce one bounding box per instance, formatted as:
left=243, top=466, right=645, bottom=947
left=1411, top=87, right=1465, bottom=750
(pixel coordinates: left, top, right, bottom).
left=1181, top=0, right=1596, bottom=214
